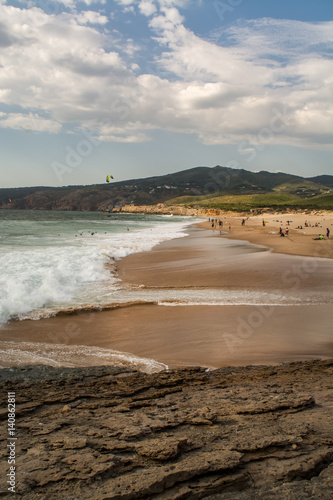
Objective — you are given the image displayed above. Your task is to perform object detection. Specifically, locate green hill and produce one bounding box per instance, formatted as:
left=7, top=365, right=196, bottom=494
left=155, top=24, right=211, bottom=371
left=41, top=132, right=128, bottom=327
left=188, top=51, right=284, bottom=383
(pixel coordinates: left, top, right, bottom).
left=1, top=166, right=332, bottom=212
left=167, top=192, right=333, bottom=212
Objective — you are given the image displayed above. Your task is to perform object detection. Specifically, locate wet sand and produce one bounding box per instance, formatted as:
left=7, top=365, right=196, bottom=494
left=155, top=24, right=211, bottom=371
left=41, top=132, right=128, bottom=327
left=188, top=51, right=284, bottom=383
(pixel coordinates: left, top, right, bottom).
left=1, top=213, right=332, bottom=370
left=116, top=226, right=332, bottom=291
left=1, top=303, right=332, bottom=369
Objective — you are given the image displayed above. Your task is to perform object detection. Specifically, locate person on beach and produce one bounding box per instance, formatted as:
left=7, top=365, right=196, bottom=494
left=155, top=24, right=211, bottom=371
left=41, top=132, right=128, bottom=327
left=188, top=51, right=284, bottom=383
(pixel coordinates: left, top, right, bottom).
left=327, top=228, right=330, bottom=239
left=262, top=219, right=265, bottom=227
left=285, top=227, right=289, bottom=236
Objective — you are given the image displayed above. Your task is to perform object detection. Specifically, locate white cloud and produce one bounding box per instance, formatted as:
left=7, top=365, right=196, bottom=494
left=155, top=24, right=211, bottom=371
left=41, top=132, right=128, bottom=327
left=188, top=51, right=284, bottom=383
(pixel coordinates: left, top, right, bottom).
left=0, top=4, right=130, bottom=124
left=123, top=6, right=135, bottom=14
left=80, top=0, right=107, bottom=5
left=113, top=0, right=136, bottom=13
left=115, top=0, right=195, bottom=13
left=0, top=89, right=11, bottom=101
left=145, top=11, right=333, bottom=148
left=160, top=6, right=184, bottom=24
left=0, top=3, right=331, bottom=149
left=113, top=0, right=135, bottom=5
left=96, top=132, right=150, bottom=142
left=139, top=1, right=157, bottom=17
left=0, top=112, right=62, bottom=132
left=17, top=0, right=107, bottom=10
left=76, top=10, right=108, bottom=25
left=157, top=0, right=191, bottom=7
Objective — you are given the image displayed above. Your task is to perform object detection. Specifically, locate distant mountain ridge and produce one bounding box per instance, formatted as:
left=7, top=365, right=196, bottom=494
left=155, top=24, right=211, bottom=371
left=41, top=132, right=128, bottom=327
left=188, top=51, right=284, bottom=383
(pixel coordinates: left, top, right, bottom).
left=1, top=166, right=332, bottom=211
left=307, top=175, right=333, bottom=188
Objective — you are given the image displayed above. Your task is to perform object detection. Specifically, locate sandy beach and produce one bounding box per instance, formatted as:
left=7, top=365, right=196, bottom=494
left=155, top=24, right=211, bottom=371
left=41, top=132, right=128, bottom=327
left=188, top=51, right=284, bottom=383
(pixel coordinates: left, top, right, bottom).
left=201, top=211, right=333, bottom=259
left=1, top=212, right=332, bottom=370
left=1, top=211, right=333, bottom=499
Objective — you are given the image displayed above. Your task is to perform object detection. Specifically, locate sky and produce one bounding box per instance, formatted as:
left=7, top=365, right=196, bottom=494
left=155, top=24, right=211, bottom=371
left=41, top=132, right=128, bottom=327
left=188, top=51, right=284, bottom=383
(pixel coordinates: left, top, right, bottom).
left=0, top=0, right=332, bottom=188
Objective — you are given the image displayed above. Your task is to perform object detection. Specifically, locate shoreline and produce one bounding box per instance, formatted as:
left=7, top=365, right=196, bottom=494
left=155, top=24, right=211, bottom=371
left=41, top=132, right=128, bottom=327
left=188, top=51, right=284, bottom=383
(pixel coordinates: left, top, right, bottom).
left=3, top=303, right=331, bottom=370
left=1, top=212, right=332, bottom=371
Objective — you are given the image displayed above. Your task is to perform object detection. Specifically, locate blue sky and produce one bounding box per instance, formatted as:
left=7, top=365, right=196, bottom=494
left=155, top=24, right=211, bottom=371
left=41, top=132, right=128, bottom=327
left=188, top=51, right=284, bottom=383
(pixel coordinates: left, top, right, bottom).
left=0, top=0, right=332, bottom=188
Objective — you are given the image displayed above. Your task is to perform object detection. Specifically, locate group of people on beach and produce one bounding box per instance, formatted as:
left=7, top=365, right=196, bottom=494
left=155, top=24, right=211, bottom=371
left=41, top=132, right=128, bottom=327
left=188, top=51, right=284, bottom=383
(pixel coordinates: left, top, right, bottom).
left=304, top=220, right=322, bottom=228
left=314, top=228, right=330, bottom=240
left=209, top=218, right=223, bottom=228
left=209, top=218, right=232, bottom=234
left=208, top=216, right=331, bottom=241
left=295, top=223, right=330, bottom=240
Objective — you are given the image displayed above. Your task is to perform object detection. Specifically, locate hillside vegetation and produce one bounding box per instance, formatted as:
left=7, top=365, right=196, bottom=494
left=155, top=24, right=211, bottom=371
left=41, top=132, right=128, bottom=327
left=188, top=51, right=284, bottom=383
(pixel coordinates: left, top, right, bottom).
left=167, top=192, right=333, bottom=212
left=1, top=166, right=332, bottom=212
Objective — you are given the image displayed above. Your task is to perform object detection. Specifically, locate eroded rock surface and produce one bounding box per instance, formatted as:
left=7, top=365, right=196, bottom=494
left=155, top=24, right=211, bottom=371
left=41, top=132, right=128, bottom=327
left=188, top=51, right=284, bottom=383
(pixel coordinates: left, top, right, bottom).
left=0, top=360, right=332, bottom=499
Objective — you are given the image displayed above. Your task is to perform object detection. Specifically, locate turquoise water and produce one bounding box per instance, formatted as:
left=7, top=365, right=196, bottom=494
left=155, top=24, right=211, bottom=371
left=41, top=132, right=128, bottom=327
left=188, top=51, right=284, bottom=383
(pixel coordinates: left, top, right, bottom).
left=0, top=210, right=196, bottom=323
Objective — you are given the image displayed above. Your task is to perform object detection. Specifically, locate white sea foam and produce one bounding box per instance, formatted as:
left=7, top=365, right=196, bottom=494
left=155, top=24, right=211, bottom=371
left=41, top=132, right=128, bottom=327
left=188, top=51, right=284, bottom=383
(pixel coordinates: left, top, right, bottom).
left=0, top=341, right=168, bottom=373
left=0, top=213, right=193, bottom=324
left=5, top=287, right=326, bottom=323
left=116, top=288, right=329, bottom=307
left=97, top=222, right=189, bottom=260
left=0, top=245, right=111, bottom=323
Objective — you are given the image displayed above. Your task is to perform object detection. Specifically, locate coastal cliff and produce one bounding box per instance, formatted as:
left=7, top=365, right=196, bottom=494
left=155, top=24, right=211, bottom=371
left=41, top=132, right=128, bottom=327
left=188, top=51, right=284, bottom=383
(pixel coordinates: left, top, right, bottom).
left=0, top=360, right=332, bottom=499
left=112, top=204, right=209, bottom=216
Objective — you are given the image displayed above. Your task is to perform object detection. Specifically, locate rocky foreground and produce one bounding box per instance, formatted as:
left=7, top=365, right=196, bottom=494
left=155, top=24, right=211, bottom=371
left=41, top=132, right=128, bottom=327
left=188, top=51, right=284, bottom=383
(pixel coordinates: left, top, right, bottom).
left=0, top=360, right=332, bottom=499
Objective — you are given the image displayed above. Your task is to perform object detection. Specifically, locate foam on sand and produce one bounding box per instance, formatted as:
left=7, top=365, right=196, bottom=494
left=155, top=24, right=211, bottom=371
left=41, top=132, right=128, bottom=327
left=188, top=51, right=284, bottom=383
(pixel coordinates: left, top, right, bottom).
left=0, top=341, right=168, bottom=374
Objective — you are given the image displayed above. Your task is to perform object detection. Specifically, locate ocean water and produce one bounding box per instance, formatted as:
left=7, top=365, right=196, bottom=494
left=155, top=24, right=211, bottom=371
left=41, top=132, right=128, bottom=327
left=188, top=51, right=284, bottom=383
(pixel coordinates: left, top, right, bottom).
left=0, top=210, right=197, bottom=324
left=1, top=210, right=331, bottom=326
left=1, top=210, right=332, bottom=372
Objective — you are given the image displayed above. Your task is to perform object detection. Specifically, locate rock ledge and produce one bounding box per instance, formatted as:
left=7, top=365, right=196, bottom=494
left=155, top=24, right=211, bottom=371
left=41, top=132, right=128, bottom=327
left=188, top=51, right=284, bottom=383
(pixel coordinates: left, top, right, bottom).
left=0, top=360, right=332, bottom=499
